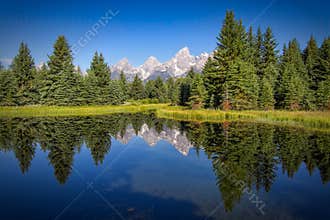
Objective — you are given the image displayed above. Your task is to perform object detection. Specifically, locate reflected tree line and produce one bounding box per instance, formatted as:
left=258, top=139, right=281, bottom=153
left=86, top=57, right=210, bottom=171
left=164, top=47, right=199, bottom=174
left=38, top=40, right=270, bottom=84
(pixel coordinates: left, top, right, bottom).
left=181, top=121, right=330, bottom=211
left=0, top=114, right=329, bottom=211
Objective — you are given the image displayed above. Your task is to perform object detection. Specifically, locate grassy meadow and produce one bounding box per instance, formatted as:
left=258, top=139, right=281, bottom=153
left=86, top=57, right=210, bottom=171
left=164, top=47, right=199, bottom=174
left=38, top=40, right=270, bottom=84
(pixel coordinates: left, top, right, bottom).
left=0, top=104, right=329, bottom=131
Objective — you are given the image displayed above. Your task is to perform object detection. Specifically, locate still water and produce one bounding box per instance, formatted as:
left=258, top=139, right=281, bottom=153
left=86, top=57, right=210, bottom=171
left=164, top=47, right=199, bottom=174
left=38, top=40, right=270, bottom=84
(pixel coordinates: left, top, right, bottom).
left=0, top=113, right=329, bottom=220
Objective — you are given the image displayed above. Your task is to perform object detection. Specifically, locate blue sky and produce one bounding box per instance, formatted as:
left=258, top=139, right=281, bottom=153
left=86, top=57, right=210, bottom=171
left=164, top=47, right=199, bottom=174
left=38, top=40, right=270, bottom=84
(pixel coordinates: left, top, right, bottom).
left=0, top=0, right=329, bottom=70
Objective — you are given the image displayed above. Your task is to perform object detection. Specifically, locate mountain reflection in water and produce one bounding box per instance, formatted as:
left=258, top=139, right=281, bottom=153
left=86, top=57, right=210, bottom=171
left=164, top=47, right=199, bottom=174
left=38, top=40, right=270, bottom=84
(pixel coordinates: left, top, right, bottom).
left=0, top=113, right=329, bottom=219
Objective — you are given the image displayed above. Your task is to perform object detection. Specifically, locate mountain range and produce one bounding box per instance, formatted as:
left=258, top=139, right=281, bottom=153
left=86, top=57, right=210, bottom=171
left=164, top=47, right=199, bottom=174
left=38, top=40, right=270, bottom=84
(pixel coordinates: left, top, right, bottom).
left=111, top=47, right=210, bottom=81
left=116, top=123, right=193, bottom=156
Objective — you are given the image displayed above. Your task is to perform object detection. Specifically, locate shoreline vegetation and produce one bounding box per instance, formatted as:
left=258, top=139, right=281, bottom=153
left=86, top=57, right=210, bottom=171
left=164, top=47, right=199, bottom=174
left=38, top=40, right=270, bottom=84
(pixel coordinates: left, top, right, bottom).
left=1, top=104, right=329, bottom=132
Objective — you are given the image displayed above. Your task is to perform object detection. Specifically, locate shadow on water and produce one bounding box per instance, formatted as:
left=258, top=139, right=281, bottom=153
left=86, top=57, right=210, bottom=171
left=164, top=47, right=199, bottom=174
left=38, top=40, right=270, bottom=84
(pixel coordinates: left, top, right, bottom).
left=0, top=112, right=329, bottom=219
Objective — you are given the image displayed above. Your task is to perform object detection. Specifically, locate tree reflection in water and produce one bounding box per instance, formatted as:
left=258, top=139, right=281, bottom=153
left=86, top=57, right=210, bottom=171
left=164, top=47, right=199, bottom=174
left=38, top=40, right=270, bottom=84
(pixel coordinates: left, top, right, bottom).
left=0, top=113, right=329, bottom=211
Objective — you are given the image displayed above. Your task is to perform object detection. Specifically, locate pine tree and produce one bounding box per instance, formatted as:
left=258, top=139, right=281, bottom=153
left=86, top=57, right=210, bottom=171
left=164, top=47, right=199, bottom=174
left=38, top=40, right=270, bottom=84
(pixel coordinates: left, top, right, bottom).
left=316, top=75, right=330, bottom=110
left=223, top=60, right=259, bottom=110
left=303, top=36, right=322, bottom=92
left=255, top=27, right=263, bottom=75
left=43, top=36, right=78, bottom=105
left=11, top=42, right=36, bottom=105
left=319, top=37, right=330, bottom=79
left=145, top=80, right=157, bottom=99
left=0, top=70, right=16, bottom=106
left=278, top=39, right=313, bottom=110
left=34, top=64, right=49, bottom=104
left=178, top=79, right=191, bottom=106
left=88, top=52, right=112, bottom=104
left=258, top=27, right=278, bottom=109
left=129, top=74, right=144, bottom=100
left=189, top=74, right=206, bottom=109
left=259, top=77, right=275, bottom=110
left=165, top=77, right=178, bottom=105
left=202, top=57, right=222, bottom=108
left=209, top=10, right=258, bottom=110
left=316, top=37, right=330, bottom=109
left=119, top=71, right=128, bottom=101
left=262, top=27, right=278, bottom=66
left=109, top=80, right=124, bottom=104
left=154, top=76, right=167, bottom=103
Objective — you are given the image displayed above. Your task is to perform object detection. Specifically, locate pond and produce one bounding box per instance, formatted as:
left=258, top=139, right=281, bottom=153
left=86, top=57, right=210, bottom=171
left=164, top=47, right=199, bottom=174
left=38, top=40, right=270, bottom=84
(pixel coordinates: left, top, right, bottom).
left=0, top=113, right=329, bottom=219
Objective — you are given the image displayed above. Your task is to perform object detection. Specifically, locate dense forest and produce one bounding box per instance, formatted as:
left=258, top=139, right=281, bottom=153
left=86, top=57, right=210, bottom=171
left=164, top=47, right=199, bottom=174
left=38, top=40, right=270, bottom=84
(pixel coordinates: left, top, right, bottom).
left=0, top=11, right=329, bottom=110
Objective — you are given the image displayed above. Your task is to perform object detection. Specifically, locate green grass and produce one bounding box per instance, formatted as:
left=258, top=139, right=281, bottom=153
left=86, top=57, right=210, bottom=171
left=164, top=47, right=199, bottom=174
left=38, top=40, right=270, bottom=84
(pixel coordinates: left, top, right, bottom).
left=156, top=106, right=330, bottom=132
left=0, top=104, right=166, bottom=118
left=0, top=104, right=329, bottom=131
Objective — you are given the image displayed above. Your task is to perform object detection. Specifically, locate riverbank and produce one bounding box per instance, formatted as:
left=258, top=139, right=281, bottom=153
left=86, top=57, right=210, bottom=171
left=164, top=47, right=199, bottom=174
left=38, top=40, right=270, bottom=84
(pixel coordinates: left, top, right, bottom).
left=0, top=104, right=329, bottom=131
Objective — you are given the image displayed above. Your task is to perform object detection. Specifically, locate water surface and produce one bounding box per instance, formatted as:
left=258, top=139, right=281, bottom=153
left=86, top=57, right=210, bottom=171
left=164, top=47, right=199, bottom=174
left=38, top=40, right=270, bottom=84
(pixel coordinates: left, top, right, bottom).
left=0, top=113, right=329, bottom=219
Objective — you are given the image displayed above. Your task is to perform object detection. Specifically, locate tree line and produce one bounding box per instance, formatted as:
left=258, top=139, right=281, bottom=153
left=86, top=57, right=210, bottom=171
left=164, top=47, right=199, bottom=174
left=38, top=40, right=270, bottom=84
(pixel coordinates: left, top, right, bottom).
left=181, top=11, right=330, bottom=110
left=0, top=10, right=329, bottom=109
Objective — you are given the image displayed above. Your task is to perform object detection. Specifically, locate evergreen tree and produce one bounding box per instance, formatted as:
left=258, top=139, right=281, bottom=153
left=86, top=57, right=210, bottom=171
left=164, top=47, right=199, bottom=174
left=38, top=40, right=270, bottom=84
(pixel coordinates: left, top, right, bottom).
left=178, top=80, right=191, bottom=106
left=202, top=57, right=221, bottom=108
left=316, top=75, right=330, bottom=110
left=316, top=37, right=330, bottom=109
left=255, top=27, right=263, bottom=75
left=259, top=77, right=275, bottom=110
left=258, top=27, right=278, bottom=109
left=223, top=60, right=259, bottom=110
left=319, top=37, right=330, bottom=79
left=119, top=71, right=128, bottom=101
left=145, top=80, right=157, bottom=99
left=88, top=52, right=112, bottom=104
left=278, top=39, right=313, bottom=110
left=43, top=36, right=78, bottom=105
left=210, top=10, right=258, bottom=110
left=0, top=70, right=16, bottom=106
left=129, top=74, right=144, bottom=100
left=303, top=36, right=322, bottom=91
left=262, top=27, right=278, bottom=66
left=11, top=42, right=36, bottom=105
left=189, top=74, right=206, bottom=109
left=108, top=80, right=124, bottom=104
left=34, top=64, right=49, bottom=104
left=154, top=76, right=167, bottom=103
left=165, top=77, right=178, bottom=105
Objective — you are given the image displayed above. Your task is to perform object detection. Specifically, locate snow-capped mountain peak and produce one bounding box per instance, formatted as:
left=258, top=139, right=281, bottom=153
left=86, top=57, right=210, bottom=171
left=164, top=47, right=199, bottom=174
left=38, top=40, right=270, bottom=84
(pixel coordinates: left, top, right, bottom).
left=111, top=47, right=210, bottom=81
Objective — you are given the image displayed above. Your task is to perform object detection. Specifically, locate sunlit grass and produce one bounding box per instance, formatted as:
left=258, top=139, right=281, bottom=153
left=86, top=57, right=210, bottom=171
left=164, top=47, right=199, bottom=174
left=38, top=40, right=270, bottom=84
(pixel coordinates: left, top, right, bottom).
left=156, top=106, right=330, bottom=131
left=0, top=104, right=166, bottom=117
left=0, top=104, right=329, bottom=131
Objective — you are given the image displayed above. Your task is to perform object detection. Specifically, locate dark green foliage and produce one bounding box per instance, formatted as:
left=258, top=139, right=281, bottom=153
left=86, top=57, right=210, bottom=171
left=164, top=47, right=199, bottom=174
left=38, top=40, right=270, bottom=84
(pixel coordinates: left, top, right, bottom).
left=144, top=77, right=167, bottom=103
left=130, top=74, right=145, bottom=100
left=11, top=43, right=37, bottom=105
left=319, top=37, right=330, bottom=79
left=0, top=70, right=16, bottom=106
left=303, top=36, right=321, bottom=91
left=42, top=36, right=78, bottom=105
left=154, top=76, right=167, bottom=103
left=277, top=39, right=313, bottom=110
left=223, top=59, right=259, bottom=110
left=119, top=71, right=128, bottom=101
left=189, top=74, right=206, bottom=109
left=204, top=11, right=259, bottom=110
left=165, top=77, right=178, bottom=105
left=259, top=77, right=275, bottom=110
left=316, top=76, right=330, bottom=110
left=178, top=69, right=196, bottom=106
left=203, top=57, right=222, bottom=108
left=87, top=52, right=113, bottom=105
left=258, top=27, right=278, bottom=109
